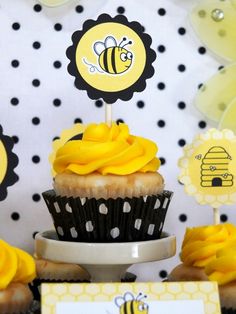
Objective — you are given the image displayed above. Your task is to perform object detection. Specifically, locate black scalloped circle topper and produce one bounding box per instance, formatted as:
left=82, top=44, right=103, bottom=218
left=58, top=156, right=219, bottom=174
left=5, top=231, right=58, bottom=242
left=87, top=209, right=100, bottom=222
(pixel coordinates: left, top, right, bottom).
left=66, top=14, right=156, bottom=104
left=0, top=126, right=19, bottom=201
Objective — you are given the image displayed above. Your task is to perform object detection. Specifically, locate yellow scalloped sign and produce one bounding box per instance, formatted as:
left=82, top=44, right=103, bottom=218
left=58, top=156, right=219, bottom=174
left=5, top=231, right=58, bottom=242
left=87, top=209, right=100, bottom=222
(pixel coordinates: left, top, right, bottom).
left=49, top=123, right=86, bottom=177
left=178, top=129, right=236, bottom=208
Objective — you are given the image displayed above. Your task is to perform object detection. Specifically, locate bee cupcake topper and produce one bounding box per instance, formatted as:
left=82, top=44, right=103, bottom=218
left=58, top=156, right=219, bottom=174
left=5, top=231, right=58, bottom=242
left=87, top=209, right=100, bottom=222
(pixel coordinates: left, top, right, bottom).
left=66, top=13, right=156, bottom=113
left=179, top=129, right=236, bottom=224
left=0, top=125, right=19, bottom=201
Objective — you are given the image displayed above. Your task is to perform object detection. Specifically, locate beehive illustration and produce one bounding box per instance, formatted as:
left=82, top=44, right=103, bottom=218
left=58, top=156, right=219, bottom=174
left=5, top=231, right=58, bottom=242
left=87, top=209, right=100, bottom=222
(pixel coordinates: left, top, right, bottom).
left=201, top=146, right=233, bottom=187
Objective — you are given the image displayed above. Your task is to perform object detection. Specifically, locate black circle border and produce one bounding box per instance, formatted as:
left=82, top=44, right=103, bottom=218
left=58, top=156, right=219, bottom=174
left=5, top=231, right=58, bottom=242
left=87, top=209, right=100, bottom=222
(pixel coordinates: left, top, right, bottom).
left=66, top=14, right=156, bottom=104
left=0, top=126, right=19, bottom=201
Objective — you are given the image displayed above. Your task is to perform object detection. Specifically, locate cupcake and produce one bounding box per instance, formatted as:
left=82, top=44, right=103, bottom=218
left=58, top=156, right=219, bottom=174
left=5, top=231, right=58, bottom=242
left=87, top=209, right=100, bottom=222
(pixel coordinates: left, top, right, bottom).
left=0, top=239, right=36, bottom=314
left=30, top=258, right=90, bottom=301
left=205, top=244, right=236, bottom=314
left=168, top=224, right=236, bottom=281
left=43, top=122, right=173, bottom=242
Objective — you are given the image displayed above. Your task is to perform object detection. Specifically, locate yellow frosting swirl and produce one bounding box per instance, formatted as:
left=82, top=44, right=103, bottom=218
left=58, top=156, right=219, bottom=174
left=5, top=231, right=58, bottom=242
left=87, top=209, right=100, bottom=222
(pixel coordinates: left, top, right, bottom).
left=0, top=240, right=36, bottom=290
left=205, top=243, right=236, bottom=285
left=180, top=224, right=236, bottom=267
left=53, top=123, right=160, bottom=175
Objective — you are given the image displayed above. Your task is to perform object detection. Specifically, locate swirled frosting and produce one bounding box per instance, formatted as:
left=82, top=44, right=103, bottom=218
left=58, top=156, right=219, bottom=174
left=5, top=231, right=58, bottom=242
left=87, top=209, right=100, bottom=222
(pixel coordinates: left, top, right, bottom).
left=180, top=224, right=236, bottom=267
left=53, top=123, right=160, bottom=175
left=0, top=240, right=36, bottom=290
left=205, top=244, right=236, bottom=285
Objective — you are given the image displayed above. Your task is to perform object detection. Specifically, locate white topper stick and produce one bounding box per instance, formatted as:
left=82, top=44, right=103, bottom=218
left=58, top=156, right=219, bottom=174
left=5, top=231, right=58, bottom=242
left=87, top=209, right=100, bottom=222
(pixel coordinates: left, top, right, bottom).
left=213, top=207, right=220, bottom=225
left=105, top=103, right=112, bottom=127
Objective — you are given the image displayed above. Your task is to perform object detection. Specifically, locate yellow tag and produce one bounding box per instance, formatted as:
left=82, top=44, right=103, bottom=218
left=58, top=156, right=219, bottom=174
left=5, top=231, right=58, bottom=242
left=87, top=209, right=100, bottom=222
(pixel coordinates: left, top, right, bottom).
left=179, top=129, right=236, bottom=208
left=66, top=14, right=156, bottom=104
left=41, top=282, right=221, bottom=314
left=0, top=126, right=18, bottom=201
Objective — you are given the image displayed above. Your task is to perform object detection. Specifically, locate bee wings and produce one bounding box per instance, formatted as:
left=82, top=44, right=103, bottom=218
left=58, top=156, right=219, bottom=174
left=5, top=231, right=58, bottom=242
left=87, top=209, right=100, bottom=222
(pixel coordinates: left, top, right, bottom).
left=94, top=36, right=117, bottom=55
left=114, top=292, right=134, bottom=307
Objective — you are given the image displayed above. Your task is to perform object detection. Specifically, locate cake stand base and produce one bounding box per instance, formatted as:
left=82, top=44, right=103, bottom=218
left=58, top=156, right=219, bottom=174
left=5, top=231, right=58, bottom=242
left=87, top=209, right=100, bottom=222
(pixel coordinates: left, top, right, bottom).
left=35, top=230, right=176, bottom=282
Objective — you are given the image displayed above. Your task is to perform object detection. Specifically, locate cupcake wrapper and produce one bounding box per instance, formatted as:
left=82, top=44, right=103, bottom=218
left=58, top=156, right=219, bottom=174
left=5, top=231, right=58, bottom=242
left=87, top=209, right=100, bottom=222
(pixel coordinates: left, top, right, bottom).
left=221, top=308, right=236, bottom=314
left=42, top=190, right=173, bottom=242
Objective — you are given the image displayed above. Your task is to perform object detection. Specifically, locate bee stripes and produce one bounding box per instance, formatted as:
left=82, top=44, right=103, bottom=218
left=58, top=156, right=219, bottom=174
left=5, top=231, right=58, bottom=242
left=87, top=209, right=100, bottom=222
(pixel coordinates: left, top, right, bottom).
left=100, top=47, right=120, bottom=74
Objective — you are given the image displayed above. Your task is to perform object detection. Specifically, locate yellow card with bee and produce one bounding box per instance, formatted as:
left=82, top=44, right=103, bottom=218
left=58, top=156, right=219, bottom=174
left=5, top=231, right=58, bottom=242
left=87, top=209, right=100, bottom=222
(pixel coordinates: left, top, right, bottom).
left=41, top=282, right=221, bottom=314
left=66, top=14, right=156, bottom=104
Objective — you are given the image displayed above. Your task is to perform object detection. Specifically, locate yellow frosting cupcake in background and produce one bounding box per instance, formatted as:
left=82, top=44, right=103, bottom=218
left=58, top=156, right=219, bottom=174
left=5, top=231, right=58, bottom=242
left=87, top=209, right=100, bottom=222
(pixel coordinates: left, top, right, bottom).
left=0, top=239, right=36, bottom=314
left=205, top=243, right=236, bottom=314
left=43, top=122, right=173, bottom=242
left=168, top=224, right=236, bottom=281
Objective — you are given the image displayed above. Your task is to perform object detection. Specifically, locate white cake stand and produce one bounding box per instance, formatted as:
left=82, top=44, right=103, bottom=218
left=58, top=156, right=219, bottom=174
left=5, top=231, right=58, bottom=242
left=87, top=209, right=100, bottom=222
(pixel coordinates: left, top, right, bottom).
left=35, top=230, right=176, bottom=282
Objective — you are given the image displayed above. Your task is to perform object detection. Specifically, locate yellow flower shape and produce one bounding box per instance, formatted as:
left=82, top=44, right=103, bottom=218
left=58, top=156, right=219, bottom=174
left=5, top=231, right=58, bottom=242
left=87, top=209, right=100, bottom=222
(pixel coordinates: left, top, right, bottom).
left=190, top=0, right=236, bottom=62
left=178, top=128, right=236, bottom=208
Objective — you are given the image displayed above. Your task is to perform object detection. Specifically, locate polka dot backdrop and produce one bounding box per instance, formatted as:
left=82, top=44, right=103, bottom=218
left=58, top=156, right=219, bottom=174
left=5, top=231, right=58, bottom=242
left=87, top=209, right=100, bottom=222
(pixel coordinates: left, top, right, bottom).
left=0, top=0, right=235, bottom=281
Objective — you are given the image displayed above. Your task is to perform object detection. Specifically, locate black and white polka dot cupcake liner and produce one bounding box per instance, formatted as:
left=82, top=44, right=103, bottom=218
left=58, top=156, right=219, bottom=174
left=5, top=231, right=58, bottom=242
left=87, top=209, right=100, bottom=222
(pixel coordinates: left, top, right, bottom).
left=42, top=190, right=173, bottom=242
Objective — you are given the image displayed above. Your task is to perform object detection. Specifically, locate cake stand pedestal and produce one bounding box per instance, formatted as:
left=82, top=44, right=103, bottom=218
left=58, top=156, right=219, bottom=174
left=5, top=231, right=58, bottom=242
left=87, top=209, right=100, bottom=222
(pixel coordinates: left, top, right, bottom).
left=35, top=230, right=176, bottom=282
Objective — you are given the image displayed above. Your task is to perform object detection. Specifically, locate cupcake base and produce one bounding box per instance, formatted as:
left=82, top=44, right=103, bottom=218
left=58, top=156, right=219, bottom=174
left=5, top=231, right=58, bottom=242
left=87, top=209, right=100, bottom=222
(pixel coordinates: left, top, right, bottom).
left=42, top=190, right=173, bottom=243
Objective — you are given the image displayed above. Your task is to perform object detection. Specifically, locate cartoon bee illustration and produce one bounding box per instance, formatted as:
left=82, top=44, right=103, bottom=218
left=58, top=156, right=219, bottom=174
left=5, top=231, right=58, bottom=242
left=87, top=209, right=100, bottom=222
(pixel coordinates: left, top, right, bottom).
left=93, top=36, right=133, bottom=75
left=114, top=292, right=149, bottom=314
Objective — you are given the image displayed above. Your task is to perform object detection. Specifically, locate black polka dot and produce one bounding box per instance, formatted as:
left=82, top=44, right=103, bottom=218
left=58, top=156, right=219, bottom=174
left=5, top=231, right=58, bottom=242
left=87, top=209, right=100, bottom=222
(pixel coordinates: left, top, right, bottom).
left=32, top=194, right=41, bottom=202
left=11, top=97, right=19, bottom=106
left=12, top=22, right=20, bottom=30
left=157, top=82, right=165, bottom=90
left=158, top=45, right=166, bottom=53
left=53, top=98, right=61, bottom=107
left=178, top=139, right=186, bottom=147
left=198, top=46, right=206, bottom=54
left=198, top=83, right=204, bottom=90
left=74, top=118, right=83, bottom=124
left=33, top=41, right=41, bottom=49
left=198, top=120, right=207, bottom=129
left=220, top=214, right=228, bottom=222
left=34, top=4, right=42, bottom=12
left=178, top=64, right=186, bottom=72
left=157, top=120, right=165, bottom=127
left=117, top=6, right=125, bottom=14
left=178, top=180, right=184, bottom=185
left=137, top=101, right=145, bottom=108
left=53, top=61, right=62, bottom=69
left=32, top=117, right=40, bottom=125
left=116, top=119, right=124, bottom=124
left=75, top=5, right=84, bottom=13
left=11, top=212, right=20, bottom=221
left=178, top=101, right=186, bottom=109
left=11, top=60, right=19, bottom=68
left=158, top=8, right=166, bottom=16
left=178, top=27, right=186, bottom=35
left=12, top=136, right=19, bottom=144
left=53, top=136, right=59, bottom=141
left=32, top=155, right=40, bottom=163
left=179, top=214, right=187, bottom=222
left=218, top=65, right=224, bottom=71
left=160, top=157, right=166, bottom=165
left=95, top=100, right=103, bottom=108
left=159, top=270, right=167, bottom=279
left=32, top=79, right=40, bottom=87
left=32, top=231, right=39, bottom=239
left=54, top=23, right=62, bottom=31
